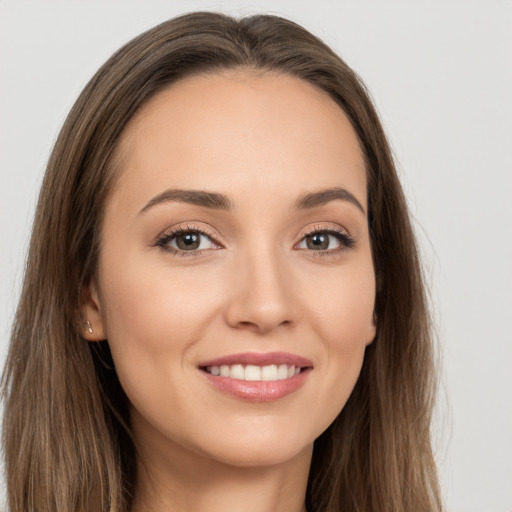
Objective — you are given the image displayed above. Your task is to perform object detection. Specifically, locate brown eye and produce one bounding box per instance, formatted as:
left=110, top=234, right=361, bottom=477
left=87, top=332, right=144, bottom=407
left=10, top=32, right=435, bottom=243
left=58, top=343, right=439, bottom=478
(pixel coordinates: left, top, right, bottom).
left=156, top=227, right=220, bottom=254
left=295, top=228, right=355, bottom=255
left=305, top=233, right=330, bottom=250
left=176, top=232, right=201, bottom=250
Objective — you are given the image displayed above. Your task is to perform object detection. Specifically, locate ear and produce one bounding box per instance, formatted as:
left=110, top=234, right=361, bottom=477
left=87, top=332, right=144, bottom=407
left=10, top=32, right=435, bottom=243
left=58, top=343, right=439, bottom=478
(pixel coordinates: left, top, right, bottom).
left=366, top=312, right=377, bottom=346
left=80, top=281, right=107, bottom=342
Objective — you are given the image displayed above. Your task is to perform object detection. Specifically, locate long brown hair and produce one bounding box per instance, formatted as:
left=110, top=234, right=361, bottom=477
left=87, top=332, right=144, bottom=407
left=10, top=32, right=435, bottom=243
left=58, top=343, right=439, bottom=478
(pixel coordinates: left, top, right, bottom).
left=2, top=11, right=442, bottom=512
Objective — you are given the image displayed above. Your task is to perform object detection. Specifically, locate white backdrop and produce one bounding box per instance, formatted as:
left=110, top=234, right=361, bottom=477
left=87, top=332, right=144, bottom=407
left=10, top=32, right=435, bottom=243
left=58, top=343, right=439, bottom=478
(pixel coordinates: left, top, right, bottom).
left=1, top=1, right=511, bottom=511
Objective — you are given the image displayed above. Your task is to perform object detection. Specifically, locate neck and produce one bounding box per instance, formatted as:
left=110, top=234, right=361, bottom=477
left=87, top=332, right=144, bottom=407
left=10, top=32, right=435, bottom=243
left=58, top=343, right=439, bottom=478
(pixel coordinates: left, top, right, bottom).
left=130, top=415, right=312, bottom=512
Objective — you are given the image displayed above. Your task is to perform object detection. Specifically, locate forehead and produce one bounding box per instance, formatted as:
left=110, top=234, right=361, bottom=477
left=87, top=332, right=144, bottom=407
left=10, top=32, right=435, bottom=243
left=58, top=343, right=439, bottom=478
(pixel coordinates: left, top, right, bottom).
left=111, top=70, right=367, bottom=213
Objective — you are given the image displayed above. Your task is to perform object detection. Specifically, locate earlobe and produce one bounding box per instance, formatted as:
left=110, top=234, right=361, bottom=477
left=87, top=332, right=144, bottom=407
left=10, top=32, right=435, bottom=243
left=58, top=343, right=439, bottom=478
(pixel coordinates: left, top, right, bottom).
left=366, top=313, right=377, bottom=346
left=80, top=282, right=107, bottom=341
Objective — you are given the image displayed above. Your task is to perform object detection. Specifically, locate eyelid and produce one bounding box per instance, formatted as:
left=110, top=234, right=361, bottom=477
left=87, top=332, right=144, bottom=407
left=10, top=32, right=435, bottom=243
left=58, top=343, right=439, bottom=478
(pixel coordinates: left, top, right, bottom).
left=154, top=223, right=223, bottom=257
left=301, top=223, right=350, bottom=237
left=295, top=223, right=355, bottom=257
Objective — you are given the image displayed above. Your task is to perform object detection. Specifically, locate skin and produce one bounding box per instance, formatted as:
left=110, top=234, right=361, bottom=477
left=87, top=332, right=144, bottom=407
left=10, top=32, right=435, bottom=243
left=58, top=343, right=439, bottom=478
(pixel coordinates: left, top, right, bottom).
left=82, top=71, right=376, bottom=512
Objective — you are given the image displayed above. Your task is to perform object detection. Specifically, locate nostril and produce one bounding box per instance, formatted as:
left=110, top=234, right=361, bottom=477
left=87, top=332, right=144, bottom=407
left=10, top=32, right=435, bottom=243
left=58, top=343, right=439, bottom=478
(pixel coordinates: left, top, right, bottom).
left=236, top=318, right=294, bottom=333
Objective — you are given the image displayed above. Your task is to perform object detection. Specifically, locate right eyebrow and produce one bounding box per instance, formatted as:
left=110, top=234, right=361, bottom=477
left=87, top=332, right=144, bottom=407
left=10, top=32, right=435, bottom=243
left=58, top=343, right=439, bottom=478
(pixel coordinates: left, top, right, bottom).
left=138, top=188, right=234, bottom=216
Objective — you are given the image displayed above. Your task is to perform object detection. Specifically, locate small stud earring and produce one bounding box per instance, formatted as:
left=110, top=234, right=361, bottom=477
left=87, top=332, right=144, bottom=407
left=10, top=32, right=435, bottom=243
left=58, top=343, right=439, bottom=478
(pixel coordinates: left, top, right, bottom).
left=85, top=321, right=93, bottom=334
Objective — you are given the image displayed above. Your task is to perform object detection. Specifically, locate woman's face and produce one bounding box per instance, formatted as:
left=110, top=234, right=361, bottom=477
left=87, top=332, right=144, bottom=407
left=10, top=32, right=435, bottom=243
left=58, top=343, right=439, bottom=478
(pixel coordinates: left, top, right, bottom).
left=84, top=71, right=376, bottom=468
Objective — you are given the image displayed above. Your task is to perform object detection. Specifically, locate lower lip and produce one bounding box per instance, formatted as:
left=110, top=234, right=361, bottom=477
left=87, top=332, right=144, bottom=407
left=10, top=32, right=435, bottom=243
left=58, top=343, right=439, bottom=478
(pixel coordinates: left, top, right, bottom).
left=201, top=369, right=311, bottom=402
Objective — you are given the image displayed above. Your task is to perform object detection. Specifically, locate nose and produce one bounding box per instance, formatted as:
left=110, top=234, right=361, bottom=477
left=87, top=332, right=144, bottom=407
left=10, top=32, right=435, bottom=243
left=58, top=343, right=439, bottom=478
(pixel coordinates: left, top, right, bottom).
left=223, top=244, right=297, bottom=334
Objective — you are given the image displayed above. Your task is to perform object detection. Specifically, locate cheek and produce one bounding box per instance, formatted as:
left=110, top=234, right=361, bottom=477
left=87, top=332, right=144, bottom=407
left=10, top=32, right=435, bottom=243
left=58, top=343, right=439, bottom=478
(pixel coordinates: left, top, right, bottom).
left=97, top=250, right=222, bottom=406
left=310, top=256, right=376, bottom=346
left=101, top=249, right=220, bottom=342
left=305, top=264, right=375, bottom=425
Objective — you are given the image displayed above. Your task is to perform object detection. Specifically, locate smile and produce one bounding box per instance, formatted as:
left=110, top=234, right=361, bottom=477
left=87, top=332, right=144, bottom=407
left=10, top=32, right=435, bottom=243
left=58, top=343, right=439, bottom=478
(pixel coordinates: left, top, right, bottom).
left=205, top=364, right=302, bottom=381
left=199, top=352, right=313, bottom=402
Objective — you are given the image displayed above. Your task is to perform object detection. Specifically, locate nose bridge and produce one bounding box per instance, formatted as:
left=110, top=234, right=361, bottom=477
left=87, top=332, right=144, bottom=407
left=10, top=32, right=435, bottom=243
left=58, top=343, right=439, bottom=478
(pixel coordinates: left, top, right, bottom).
left=224, top=235, right=296, bottom=333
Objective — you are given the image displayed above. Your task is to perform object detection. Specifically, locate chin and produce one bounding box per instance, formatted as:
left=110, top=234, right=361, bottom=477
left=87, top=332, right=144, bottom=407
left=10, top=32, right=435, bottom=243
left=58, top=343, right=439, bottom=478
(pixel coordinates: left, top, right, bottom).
left=211, top=445, right=312, bottom=469
left=192, top=428, right=315, bottom=468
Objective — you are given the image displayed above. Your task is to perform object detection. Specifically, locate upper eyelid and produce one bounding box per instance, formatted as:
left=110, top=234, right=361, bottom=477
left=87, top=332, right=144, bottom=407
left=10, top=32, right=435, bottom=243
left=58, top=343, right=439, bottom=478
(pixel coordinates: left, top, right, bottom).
left=298, top=224, right=353, bottom=246
left=304, top=223, right=350, bottom=235
left=298, top=225, right=354, bottom=244
left=158, top=223, right=219, bottom=241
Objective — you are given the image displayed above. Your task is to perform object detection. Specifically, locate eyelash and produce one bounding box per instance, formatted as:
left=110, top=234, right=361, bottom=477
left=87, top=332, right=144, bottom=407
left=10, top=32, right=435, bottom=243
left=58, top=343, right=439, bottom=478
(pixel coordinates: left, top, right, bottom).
left=155, top=224, right=219, bottom=258
left=154, top=223, right=355, bottom=259
left=299, top=224, right=355, bottom=258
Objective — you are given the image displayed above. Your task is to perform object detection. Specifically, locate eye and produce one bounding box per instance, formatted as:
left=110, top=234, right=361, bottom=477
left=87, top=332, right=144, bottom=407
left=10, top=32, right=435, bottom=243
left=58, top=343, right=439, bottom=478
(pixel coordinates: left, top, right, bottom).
left=295, top=226, right=355, bottom=255
left=155, top=225, right=221, bottom=256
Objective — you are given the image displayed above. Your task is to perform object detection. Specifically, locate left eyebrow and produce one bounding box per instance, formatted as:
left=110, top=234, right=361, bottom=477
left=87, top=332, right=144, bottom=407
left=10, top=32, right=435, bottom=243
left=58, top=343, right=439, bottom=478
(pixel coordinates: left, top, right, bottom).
left=292, top=186, right=366, bottom=215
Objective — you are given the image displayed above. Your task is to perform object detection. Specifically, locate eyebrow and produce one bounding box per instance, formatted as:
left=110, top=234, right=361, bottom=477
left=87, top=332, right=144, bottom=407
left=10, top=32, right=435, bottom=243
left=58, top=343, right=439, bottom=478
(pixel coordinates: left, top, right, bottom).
left=138, top=186, right=365, bottom=216
left=138, top=189, right=234, bottom=214
left=292, top=186, right=365, bottom=214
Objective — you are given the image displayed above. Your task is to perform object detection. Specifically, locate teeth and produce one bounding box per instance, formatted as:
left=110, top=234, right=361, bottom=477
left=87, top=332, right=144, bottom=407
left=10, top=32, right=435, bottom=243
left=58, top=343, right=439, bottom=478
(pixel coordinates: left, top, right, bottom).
left=277, top=364, right=289, bottom=379
left=245, top=365, right=261, bottom=381
left=205, top=364, right=302, bottom=381
left=230, top=364, right=245, bottom=380
left=261, top=364, right=277, bottom=381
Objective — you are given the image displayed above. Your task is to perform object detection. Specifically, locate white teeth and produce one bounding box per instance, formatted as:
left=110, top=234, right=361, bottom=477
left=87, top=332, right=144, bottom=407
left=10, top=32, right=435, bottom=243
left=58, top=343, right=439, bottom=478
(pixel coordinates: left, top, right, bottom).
left=261, top=364, right=278, bottom=381
left=245, top=365, right=261, bottom=381
left=277, top=364, right=289, bottom=379
left=206, top=363, right=302, bottom=381
left=230, top=364, right=245, bottom=380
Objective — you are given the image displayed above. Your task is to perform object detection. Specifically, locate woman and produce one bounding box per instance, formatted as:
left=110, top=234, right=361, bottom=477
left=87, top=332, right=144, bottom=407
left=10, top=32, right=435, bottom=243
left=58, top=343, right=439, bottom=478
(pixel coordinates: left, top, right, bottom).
left=1, top=11, right=442, bottom=512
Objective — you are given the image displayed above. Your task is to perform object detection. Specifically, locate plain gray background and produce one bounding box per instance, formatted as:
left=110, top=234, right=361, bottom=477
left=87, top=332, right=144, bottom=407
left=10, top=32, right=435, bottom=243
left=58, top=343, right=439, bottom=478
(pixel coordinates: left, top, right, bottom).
left=1, top=1, right=511, bottom=511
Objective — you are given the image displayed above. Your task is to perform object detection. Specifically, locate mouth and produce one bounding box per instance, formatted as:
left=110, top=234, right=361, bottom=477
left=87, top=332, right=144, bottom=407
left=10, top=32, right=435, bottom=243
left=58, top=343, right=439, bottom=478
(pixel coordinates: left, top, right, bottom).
left=201, top=363, right=304, bottom=381
left=198, top=352, right=313, bottom=401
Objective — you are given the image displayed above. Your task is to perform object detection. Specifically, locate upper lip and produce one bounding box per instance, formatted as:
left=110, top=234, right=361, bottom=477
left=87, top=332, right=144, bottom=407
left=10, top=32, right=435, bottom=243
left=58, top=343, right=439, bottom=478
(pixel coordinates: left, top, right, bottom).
left=198, top=351, right=313, bottom=368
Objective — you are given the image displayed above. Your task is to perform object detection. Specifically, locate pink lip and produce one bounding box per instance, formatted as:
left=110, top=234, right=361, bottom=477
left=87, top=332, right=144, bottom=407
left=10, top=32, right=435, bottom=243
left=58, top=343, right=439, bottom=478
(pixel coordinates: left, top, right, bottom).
left=198, top=351, right=313, bottom=368
left=198, top=351, right=313, bottom=402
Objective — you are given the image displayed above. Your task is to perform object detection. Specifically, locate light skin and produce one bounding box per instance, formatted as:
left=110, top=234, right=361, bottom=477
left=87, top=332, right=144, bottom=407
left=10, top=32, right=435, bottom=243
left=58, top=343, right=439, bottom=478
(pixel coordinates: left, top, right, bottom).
left=82, top=71, right=376, bottom=512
